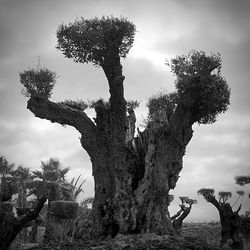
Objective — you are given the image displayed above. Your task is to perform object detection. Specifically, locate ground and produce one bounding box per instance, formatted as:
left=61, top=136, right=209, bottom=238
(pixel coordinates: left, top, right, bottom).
left=11, top=222, right=250, bottom=249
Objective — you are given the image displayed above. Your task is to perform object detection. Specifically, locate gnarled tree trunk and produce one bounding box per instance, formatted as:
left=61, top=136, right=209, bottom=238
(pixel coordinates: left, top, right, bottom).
left=207, top=197, right=243, bottom=249
left=26, top=46, right=195, bottom=238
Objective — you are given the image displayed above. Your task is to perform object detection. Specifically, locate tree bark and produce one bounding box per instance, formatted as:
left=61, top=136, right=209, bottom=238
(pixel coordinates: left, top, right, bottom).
left=0, top=197, right=46, bottom=250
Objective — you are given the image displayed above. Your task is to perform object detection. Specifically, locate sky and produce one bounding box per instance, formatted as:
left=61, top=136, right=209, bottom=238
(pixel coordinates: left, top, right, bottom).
left=0, top=0, right=250, bottom=222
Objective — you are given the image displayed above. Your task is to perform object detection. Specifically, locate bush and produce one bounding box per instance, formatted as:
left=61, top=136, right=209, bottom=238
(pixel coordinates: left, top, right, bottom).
left=50, top=200, right=78, bottom=219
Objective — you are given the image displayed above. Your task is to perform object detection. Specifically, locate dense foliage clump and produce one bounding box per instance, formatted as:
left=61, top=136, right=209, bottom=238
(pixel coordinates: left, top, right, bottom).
left=147, top=91, right=178, bottom=121
left=167, top=50, right=230, bottom=124
left=20, top=67, right=57, bottom=99
left=56, top=16, right=136, bottom=66
left=235, top=175, right=250, bottom=186
left=58, top=99, right=88, bottom=111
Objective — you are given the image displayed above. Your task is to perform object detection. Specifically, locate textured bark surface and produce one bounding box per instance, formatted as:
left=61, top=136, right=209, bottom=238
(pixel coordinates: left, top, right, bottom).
left=0, top=197, right=46, bottom=250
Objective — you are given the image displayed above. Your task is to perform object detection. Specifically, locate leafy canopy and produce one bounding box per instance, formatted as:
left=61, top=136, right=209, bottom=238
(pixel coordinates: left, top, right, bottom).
left=147, top=91, right=178, bottom=120
left=179, top=196, right=197, bottom=206
left=235, top=175, right=250, bottom=186
left=0, top=155, right=15, bottom=176
left=58, top=99, right=88, bottom=112
left=20, top=66, right=57, bottom=99
left=197, top=188, right=215, bottom=200
left=167, top=50, right=230, bottom=124
left=56, top=16, right=136, bottom=66
left=218, top=191, right=232, bottom=204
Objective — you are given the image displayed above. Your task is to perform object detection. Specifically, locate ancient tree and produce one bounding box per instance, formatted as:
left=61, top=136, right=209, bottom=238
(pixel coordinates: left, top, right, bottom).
left=20, top=16, right=230, bottom=238
left=198, top=188, right=243, bottom=249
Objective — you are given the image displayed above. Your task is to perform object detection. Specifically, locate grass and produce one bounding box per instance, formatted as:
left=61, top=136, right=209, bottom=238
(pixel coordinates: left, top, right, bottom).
left=182, top=221, right=221, bottom=247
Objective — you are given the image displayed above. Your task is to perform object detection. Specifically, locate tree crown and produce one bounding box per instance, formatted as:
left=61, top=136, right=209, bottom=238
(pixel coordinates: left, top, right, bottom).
left=179, top=196, right=197, bottom=206
left=146, top=91, right=178, bottom=121
left=167, top=50, right=230, bottom=124
left=197, top=188, right=215, bottom=201
left=56, top=16, right=136, bottom=67
left=218, top=191, right=232, bottom=204
left=235, top=175, right=250, bottom=186
left=19, top=66, right=57, bottom=99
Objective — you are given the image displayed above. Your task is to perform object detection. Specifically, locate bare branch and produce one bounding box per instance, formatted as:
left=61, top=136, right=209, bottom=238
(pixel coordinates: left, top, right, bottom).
left=27, top=95, right=98, bottom=153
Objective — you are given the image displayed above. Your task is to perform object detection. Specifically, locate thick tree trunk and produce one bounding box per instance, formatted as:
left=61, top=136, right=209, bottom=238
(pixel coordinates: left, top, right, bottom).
left=90, top=104, right=193, bottom=238
left=27, top=94, right=194, bottom=239
left=207, top=198, right=243, bottom=249
left=26, top=44, right=195, bottom=239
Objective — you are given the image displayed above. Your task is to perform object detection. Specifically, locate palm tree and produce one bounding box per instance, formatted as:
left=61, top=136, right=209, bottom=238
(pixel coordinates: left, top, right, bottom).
left=32, top=158, right=71, bottom=207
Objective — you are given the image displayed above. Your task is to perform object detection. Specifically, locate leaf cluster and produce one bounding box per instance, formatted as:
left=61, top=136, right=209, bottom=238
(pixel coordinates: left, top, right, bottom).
left=56, top=16, right=136, bottom=66
left=88, top=98, right=110, bottom=109
left=70, top=175, right=86, bottom=201
left=147, top=91, right=178, bottom=120
left=218, top=191, right=232, bottom=204
left=167, top=50, right=230, bottom=124
left=58, top=99, right=88, bottom=111
left=19, top=67, right=57, bottom=99
left=0, top=156, right=15, bottom=176
left=87, top=98, right=139, bottom=112
left=126, top=100, right=140, bottom=111
left=179, top=196, right=197, bottom=206
left=29, top=158, right=76, bottom=201
left=235, top=175, right=250, bottom=186
left=236, top=190, right=245, bottom=196
left=197, top=188, right=215, bottom=200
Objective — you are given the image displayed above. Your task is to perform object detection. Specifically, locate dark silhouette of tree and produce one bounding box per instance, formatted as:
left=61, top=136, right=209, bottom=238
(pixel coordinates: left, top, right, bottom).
left=170, top=196, right=197, bottom=235
left=235, top=175, right=250, bottom=241
left=198, top=188, right=243, bottom=249
left=235, top=175, right=250, bottom=187
left=19, top=16, right=230, bottom=238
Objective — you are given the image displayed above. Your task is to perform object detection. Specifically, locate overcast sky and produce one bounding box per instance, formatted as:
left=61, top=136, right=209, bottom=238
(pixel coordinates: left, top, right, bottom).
left=0, top=0, right=250, bottom=222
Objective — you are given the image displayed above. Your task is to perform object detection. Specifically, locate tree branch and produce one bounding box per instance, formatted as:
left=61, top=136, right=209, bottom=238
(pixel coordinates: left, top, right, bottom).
left=207, top=195, right=222, bottom=212
left=171, top=209, right=182, bottom=221
left=19, top=197, right=47, bottom=226
left=27, top=95, right=98, bottom=153
left=177, top=207, right=191, bottom=221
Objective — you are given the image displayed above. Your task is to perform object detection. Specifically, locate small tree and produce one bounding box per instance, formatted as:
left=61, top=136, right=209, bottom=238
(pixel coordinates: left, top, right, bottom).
left=198, top=188, right=243, bottom=249
left=170, top=196, right=197, bottom=235
left=235, top=175, right=250, bottom=239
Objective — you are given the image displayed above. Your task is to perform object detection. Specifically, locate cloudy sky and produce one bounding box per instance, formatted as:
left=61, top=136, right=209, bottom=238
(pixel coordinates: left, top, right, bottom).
left=0, top=0, right=250, bottom=222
